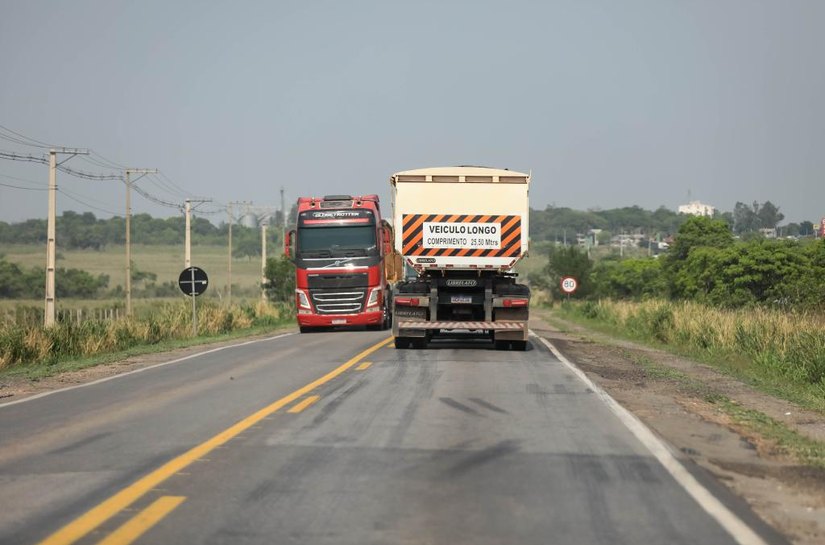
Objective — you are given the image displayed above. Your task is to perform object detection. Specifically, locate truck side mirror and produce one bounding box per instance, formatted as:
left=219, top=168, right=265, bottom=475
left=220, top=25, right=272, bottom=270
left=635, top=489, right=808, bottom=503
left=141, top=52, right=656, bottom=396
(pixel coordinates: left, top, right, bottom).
left=380, top=223, right=393, bottom=256
left=285, top=229, right=296, bottom=260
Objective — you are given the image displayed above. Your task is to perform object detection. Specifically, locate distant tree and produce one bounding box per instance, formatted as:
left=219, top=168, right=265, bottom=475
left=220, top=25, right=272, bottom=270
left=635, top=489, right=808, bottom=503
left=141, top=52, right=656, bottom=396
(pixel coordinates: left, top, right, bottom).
left=756, top=201, right=784, bottom=229
left=782, top=223, right=801, bottom=237
left=800, top=221, right=815, bottom=237
left=663, top=216, right=733, bottom=298
left=264, top=255, right=295, bottom=303
left=544, top=245, right=593, bottom=299
left=591, top=257, right=666, bottom=299
left=733, top=202, right=759, bottom=234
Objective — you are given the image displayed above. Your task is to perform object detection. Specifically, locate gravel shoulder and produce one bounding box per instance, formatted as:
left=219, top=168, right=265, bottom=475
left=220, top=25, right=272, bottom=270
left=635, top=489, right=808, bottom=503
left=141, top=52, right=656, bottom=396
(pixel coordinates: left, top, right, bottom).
left=530, top=308, right=825, bottom=545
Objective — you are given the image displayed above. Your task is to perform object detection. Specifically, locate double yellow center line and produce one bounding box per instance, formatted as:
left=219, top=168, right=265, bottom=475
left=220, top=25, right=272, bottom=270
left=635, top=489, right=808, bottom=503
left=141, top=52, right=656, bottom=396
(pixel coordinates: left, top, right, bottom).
left=38, top=336, right=392, bottom=545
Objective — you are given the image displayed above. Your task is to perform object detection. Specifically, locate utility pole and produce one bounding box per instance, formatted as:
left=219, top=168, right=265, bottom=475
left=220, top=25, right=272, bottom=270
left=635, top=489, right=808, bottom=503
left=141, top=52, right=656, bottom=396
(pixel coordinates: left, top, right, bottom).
left=261, top=222, right=268, bottom=302
left=280, top=186, right=286, bottom=246
left=45, top=147, right=89, bottom=327
left=227, top=202, right=233, bottom=307
left=184, top=198, right=212, bottom=268
left=185, top=200, right=192, bottom=268
left=124, top=168, right=157, bottom=317
left=226, top=201, right=250, bottom=307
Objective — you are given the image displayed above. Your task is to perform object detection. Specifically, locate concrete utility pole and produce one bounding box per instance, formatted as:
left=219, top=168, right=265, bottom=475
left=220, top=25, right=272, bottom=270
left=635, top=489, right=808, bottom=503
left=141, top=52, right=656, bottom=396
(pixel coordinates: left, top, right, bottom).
left=124, top=168, right=157, bottom=316
left=45, top=147, right=89, bottom=327
left=261, top=222, right=268, bottom=302
left=226, top=201, right=251, bottom=307
left=185, top=200, right=192, bottom=268
left=184, top=198, right=212, bottom=268
left=280, top=186, right=286, bottom=245
left=227, top=202, right=233, bottom=307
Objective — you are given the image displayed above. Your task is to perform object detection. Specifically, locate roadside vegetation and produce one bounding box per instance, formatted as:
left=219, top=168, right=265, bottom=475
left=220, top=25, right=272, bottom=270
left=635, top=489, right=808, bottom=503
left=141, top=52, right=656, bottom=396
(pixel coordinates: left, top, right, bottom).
left=0, top=300, right=292, bottom=375
left=556, top=300, right=825, bottom=411
left=531, top=214, right=825, bottom=412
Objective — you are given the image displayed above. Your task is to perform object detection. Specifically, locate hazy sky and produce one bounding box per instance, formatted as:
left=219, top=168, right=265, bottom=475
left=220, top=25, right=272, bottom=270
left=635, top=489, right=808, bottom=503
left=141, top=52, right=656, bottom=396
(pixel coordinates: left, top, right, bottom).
left=1, top=0, right=823, bottom=225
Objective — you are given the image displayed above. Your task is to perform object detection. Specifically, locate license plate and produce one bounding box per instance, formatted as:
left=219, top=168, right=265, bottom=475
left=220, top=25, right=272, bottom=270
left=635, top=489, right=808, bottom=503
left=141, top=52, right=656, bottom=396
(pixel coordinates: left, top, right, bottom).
left=332, top=319, right=347, bottom=325
left=450, top=295, right=472, bottom=304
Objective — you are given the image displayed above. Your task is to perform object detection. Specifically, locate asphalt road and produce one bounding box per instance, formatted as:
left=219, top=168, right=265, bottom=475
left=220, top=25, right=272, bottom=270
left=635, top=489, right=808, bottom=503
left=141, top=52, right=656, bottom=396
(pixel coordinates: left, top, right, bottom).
left=0, top=330, right=781, bottom=545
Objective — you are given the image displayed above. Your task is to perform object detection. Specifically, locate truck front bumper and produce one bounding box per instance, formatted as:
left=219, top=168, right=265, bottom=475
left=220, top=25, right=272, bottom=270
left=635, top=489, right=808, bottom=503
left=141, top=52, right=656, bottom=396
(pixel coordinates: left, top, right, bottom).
left=297, top=309, right=384, bottom=328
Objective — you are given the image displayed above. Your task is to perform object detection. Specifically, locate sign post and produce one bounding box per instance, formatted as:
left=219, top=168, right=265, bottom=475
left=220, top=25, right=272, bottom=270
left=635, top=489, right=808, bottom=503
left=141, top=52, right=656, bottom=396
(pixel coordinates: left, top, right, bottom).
left=560, top=276, right=578, bottom=302
left=178, top=267, right=209, bottom=336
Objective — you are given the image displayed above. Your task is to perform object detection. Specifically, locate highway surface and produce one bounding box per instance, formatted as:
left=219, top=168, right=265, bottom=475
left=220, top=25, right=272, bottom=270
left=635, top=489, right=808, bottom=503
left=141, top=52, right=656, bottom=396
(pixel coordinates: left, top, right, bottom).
left=0, top=330, right=783, bottom=545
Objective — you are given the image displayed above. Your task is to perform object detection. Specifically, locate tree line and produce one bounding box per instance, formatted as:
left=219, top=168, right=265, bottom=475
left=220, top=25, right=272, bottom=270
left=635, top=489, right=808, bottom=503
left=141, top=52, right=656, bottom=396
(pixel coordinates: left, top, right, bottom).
left=0, top=210, right=294, bottom=257
left=0, top=200, right=814, bottom=254
left=528, top=201, right=816, bottom=243
left=535, top=216, right=825, bottom=311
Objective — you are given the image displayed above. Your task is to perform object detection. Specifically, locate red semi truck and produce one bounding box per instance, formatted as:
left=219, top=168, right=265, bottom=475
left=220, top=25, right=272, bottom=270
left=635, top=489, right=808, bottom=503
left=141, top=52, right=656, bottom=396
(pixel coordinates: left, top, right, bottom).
left=285, top=194, right=396, bottom=333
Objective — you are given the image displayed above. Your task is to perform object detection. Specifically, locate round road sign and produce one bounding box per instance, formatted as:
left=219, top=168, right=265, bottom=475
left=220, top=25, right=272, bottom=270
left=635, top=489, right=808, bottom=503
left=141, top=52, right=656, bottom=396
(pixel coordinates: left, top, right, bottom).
left=560, top=276, right=578, bottom=294
left=178, top=267, right=209, bottom=296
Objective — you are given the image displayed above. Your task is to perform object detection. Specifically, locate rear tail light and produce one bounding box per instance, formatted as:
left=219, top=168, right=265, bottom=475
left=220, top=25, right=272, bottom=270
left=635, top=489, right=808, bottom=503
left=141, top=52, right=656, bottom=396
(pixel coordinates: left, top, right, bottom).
left=395, top=297, right=419, bottom=306
left=503, top=298, right=529, bottom=308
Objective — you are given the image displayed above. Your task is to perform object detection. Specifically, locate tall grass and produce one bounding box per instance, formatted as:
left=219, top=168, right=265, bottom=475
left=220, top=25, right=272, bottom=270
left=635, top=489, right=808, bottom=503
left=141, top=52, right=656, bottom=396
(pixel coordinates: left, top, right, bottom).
left=571, top=299, right=825, bottom=387
left=0, top=300, right=291, bottom=369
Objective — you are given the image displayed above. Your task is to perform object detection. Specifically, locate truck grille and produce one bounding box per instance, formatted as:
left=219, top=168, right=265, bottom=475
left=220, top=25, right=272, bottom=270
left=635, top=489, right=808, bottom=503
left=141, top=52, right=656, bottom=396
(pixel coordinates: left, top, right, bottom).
left=307, top=273, right=368, bottom=290
left=310, top=289, right=366, bottom=314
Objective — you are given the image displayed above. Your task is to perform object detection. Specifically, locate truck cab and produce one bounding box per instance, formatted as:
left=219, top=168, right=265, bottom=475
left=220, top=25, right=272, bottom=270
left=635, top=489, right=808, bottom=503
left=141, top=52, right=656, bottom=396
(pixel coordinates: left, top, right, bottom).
left=286, top=195, right=393, bottom=332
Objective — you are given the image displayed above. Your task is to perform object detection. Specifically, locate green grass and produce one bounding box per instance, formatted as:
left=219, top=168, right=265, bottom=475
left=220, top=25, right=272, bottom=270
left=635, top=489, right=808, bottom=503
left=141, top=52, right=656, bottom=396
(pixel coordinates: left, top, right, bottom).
left=0, top=319, right=293, bottom=381
left=0, top=299, right=295, bottom=371
left=548, top=302, right=825, bottom=415
left=616, top=346, right=825, bottom=468
left=3, top=243, right=265, bottom=300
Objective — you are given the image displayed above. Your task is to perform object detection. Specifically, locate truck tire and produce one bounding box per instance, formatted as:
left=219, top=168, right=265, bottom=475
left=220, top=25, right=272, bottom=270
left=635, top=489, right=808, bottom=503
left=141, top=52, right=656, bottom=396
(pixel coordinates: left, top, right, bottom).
left=394, top=336, right=411, bottom=349
left=511, top=341, right=527, bottom=351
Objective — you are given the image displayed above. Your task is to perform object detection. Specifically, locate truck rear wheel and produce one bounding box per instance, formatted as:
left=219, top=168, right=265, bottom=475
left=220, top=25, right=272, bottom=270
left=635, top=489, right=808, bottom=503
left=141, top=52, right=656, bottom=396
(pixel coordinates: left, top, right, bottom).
left=394, top=336, right=411, bottom=349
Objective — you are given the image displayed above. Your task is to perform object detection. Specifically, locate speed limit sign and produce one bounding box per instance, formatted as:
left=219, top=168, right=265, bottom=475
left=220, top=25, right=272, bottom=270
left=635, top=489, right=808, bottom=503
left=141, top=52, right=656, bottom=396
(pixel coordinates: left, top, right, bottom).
left=560, top=276, right=578, bottom=294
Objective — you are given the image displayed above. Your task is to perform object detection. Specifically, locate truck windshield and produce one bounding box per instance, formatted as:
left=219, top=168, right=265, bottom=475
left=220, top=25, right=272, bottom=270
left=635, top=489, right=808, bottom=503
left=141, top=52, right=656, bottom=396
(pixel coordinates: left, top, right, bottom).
left=298, top=226, right=377, bottom=257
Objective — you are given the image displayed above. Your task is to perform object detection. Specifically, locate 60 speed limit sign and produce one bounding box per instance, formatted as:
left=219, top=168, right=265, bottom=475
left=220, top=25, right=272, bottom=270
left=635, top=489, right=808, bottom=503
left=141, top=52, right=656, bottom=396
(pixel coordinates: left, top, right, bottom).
left=560, top=276, right=578, bottom=294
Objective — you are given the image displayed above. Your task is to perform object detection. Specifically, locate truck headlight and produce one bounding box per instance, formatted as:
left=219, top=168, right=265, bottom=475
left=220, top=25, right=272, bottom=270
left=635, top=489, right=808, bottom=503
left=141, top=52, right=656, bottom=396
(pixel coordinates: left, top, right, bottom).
left=366, top=287, right=382, bottom=308
left=296, top=289, right=311, bottom=309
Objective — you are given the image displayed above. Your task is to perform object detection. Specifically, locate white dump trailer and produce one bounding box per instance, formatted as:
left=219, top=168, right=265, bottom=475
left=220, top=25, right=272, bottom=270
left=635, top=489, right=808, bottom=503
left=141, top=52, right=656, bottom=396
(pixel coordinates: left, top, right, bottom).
left=390, top=166, right=531, bottom=350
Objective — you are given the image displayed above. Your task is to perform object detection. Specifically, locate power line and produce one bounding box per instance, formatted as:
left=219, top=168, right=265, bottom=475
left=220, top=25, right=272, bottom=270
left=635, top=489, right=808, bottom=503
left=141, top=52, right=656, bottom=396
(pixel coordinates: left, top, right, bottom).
left=58, top=188, right=121, bottom=215
left=90, top=150, right=127, bottom=169
left=0, top=181, right=48, bottom=191
left=59, top=183, right=122, bottom=212
left=0, top=171, right=46, bottom=186
left=143, top=173, right=191, bottom=198
left=158, top=171, right=192, bottom=196
left=0, top=149, right=49, bottom=165
left=56, top=163, right=122, bottom=181
left=131, top=183, right=182, bottom=209
left=0, top=124, right=55, bottom=148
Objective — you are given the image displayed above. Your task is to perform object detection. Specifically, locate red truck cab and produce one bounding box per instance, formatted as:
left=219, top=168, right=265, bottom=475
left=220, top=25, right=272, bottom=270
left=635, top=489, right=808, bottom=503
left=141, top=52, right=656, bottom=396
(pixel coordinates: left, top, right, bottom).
left=286, top=194, right=393, bottom=332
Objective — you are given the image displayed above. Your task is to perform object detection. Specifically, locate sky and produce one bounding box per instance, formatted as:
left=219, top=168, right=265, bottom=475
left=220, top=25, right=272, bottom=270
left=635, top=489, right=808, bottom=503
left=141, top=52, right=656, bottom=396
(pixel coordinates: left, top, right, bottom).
left=1, top=0, right=823, bottom=225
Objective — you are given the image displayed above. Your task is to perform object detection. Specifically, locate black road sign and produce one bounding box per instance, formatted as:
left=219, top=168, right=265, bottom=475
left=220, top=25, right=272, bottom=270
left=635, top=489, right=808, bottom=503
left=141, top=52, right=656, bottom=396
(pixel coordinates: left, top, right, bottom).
left=179, top=267, right=209, bottom=296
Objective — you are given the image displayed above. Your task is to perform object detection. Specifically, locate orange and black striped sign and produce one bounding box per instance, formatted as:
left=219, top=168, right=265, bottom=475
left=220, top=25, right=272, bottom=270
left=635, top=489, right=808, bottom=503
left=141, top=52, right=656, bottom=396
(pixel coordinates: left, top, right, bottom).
left=401, top=214, right=522, bottom=258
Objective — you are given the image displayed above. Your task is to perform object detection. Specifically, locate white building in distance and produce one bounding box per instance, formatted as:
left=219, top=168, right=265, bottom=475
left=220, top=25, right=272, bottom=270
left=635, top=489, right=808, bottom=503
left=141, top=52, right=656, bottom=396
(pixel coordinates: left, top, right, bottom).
left=678, top=200, right=716, bottom=217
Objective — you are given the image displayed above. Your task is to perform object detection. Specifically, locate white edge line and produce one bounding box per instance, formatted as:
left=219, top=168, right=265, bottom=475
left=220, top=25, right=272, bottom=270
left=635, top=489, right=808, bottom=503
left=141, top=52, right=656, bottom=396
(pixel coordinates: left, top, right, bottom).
left=529, top=330, right=769, bottom=545
left=0, top=332, right=295, bottom=409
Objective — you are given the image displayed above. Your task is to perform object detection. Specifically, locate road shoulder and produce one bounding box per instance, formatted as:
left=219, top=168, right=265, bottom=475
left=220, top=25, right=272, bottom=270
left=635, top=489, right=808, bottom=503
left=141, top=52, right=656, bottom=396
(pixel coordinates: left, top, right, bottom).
left=0, top=327, right=296, bottom=404
left=530, top=308, right=825, bottom=545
